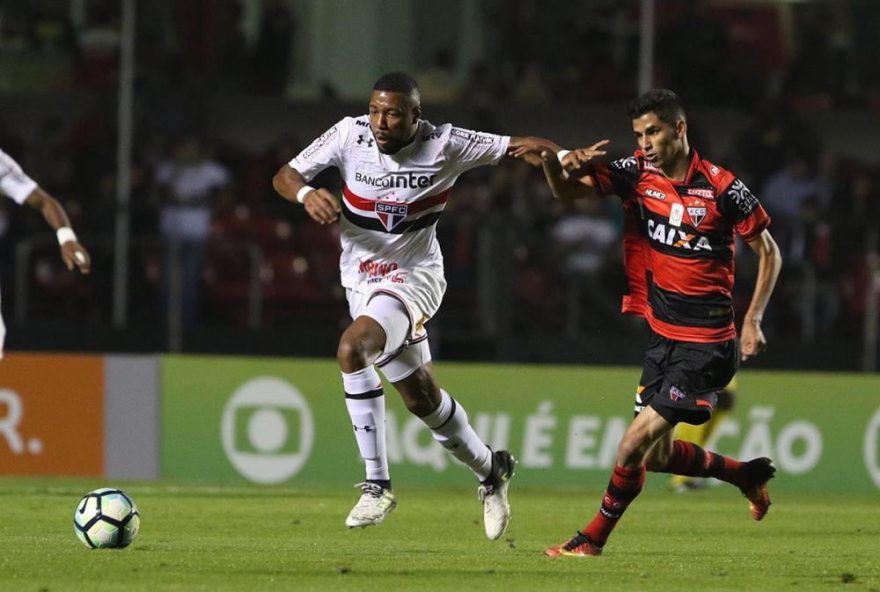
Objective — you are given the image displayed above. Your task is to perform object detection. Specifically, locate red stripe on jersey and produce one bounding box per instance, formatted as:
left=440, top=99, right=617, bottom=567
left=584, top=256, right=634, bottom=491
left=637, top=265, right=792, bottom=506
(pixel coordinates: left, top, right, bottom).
left=592, top=149, right=771, bottom=343
left=645, top=312, right=737, bottom=343
left=342, top=185, right=450, bottom=216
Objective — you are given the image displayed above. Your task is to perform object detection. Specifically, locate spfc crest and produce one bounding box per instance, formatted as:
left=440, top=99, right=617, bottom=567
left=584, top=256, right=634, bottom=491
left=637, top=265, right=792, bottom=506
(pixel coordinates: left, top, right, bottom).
left=375, top=201, right=408, bottom=231
left=687, top=206, right=707, bottom=227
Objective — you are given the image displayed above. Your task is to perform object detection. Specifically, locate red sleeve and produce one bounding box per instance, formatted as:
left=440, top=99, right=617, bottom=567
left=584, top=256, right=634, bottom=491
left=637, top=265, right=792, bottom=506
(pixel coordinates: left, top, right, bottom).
left=736, top=203, right=771, bottom=242
left=586, top=162, right=615, bottom=196
left=585, top=156, right=639, bottom=199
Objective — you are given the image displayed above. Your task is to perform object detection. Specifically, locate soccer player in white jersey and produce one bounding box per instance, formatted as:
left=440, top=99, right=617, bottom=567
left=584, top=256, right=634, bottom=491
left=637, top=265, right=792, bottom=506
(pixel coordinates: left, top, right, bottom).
left=0, top=148, right=91, bottom=358
left=273, top=72, right=557, bottom=539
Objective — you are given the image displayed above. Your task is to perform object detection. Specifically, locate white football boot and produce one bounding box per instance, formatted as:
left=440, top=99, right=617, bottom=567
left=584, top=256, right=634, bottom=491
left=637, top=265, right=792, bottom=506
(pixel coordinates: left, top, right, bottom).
left=477, top=450, right=517, bottom=540
left=345, top=482, right=397, bottom=528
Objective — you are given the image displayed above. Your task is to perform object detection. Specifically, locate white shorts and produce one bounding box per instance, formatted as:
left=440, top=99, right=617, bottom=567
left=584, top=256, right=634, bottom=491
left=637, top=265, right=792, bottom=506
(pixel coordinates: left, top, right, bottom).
left=345, top=267, right=445, bottom=339
left=346, top=287, right=434, bottom=383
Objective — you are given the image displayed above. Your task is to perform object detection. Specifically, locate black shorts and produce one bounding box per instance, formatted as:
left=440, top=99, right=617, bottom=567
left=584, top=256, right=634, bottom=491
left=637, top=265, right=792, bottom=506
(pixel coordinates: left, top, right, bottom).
left=634, top=331, right=738, bottom=426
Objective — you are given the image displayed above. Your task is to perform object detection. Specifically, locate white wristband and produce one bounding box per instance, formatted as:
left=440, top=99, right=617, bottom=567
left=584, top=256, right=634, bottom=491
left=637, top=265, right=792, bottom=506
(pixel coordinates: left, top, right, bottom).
left=296, top=185, right=315, bottom=204
left=56, top=227, right=77, bottom=245
left=556, top=149, right=571, bottom=162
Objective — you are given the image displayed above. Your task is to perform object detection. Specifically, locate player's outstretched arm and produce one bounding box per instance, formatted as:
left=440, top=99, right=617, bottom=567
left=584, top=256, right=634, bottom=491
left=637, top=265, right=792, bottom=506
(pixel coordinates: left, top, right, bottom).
left=559, top=140, right=611, bottom=173
left=529, top=140, right=610, bottom=200
left=512, top=139, right=609, bottom=199
left=741, top=229, right=782, bottom=362
left=272, top=165, right=341, bottom=225
left=24, top=188, right=90, bottom=273
left=507, top=136, right=562, bottom=167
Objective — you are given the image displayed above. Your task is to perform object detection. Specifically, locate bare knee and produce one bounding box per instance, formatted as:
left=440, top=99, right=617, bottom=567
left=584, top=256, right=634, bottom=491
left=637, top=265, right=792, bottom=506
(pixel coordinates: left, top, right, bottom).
left=616, top=435, right=650, bottom=468
left=616, top=425, right=662, bottom=468
left=337, top=336, right=367, bottom=371
left=337, top=323, right=384, bottom=372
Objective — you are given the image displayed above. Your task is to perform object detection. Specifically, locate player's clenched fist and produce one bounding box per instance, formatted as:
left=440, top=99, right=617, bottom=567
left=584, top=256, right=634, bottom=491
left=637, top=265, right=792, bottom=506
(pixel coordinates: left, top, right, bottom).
left=739, top=321, right=767, bottom=362
left=303, top=188, right=341, bottom=225
left=61, top=241, right=91, bottom=273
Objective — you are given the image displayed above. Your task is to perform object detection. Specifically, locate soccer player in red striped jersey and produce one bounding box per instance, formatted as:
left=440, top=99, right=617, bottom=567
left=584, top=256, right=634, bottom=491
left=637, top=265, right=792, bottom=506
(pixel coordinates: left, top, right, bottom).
left=516, top=89, right=783, bottom=556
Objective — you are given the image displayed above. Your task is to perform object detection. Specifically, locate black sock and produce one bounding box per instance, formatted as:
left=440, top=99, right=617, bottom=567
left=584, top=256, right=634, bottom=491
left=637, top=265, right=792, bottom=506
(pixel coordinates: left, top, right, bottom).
left=366, top=479, right=391, bottom=490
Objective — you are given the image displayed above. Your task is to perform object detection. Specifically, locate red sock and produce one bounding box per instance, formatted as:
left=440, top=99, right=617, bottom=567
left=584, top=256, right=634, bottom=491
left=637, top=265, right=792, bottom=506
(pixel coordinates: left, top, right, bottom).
left=654, top=440, right=747, bottom=489
left=582, top=464, right=646, bottom=547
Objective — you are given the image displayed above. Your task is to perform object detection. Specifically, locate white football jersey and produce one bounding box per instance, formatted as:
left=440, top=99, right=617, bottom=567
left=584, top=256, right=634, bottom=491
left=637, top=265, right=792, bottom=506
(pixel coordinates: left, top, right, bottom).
left=289, top=116, right=510, bottom=291
left=0, top=148, right=37, bottom=358
left=0, top=148, right=38, bottom=204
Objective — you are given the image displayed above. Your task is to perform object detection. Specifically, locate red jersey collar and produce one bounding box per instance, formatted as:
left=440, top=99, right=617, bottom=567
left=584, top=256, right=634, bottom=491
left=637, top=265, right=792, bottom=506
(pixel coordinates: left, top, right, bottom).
left=636, top=148, right=700, bottom=185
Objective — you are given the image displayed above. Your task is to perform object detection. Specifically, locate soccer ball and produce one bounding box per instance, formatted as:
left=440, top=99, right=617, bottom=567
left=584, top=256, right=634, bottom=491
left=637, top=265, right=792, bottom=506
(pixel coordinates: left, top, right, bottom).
left=73, top=488, right=141, bottom=549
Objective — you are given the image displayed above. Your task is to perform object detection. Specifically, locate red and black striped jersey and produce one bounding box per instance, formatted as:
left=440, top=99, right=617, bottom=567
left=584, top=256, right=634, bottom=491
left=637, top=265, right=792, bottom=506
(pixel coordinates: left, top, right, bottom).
left=587, top=149, right=770, bottom=343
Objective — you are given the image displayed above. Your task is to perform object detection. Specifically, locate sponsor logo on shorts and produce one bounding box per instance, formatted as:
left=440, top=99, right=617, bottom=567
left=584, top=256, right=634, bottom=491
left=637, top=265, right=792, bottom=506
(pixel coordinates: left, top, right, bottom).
left=669, top=385, right=687, bottom=401
left=359, top=259, right=399, bottom=277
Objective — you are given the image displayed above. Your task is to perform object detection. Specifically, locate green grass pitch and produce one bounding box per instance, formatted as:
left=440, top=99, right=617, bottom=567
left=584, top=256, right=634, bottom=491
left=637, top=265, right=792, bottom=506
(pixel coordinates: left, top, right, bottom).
left=1, top=479, right=878, bottom=591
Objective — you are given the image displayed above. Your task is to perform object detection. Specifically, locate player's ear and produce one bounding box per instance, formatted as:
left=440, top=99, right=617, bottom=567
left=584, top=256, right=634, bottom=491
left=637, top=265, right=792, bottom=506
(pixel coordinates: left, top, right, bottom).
left=412, top=105, right=421, bottom=123
left=676, top=119, right=687, bottom=139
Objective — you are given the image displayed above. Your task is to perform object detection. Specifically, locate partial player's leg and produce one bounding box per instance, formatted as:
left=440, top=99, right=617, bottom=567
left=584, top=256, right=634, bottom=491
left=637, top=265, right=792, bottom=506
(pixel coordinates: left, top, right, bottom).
left=545, top=405, right=671, bottom=557
left=652, top=437, right=775, bottom=520
left=644, top=341, right=775, bottom=520
left=669, top=378, right=737, bottom=491
left=337, top=294, right=400, bottom=528
left=385, top=342, right=516, bottom=541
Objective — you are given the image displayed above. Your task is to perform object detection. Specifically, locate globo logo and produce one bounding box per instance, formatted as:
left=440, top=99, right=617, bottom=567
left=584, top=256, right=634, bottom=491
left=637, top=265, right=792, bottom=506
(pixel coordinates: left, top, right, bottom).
left=221, top=377, right=314, bottom=484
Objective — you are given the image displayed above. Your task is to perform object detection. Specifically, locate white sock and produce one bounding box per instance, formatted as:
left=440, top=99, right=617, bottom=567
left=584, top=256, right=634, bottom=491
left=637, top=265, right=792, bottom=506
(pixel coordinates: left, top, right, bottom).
left=342, top=367, right=389, bottom=482
left=420, top=389, right=492, bottom=481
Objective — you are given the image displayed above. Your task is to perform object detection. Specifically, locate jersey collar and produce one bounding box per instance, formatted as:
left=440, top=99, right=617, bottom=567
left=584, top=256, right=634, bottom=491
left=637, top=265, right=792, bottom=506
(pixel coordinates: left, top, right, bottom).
left=669, top=149, right=701, bottom=186
left=637, top=148, right=701, bottom=185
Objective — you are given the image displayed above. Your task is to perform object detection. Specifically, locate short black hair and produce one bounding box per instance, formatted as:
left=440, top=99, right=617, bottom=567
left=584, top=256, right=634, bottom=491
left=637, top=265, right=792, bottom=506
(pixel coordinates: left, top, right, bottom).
left=373, top=72, right=421, bottom=103
left=628, top=89, right=686, bottom=126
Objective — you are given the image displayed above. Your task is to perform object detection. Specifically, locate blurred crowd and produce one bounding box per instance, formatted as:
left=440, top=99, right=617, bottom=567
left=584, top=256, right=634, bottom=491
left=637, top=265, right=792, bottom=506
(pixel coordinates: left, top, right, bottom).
left=0, top=0, right=878, bottom=359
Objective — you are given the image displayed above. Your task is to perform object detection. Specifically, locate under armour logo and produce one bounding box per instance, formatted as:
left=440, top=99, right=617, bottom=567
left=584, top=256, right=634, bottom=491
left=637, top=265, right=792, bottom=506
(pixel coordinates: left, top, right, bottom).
left=357, top=134, right=374, bottom=148
left=353, top=424, right=374, bottom=432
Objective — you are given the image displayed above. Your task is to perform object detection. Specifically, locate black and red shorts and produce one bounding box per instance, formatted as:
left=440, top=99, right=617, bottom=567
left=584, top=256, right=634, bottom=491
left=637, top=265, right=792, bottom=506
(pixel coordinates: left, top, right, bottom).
left=634, top=331, right=738, bottom=425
